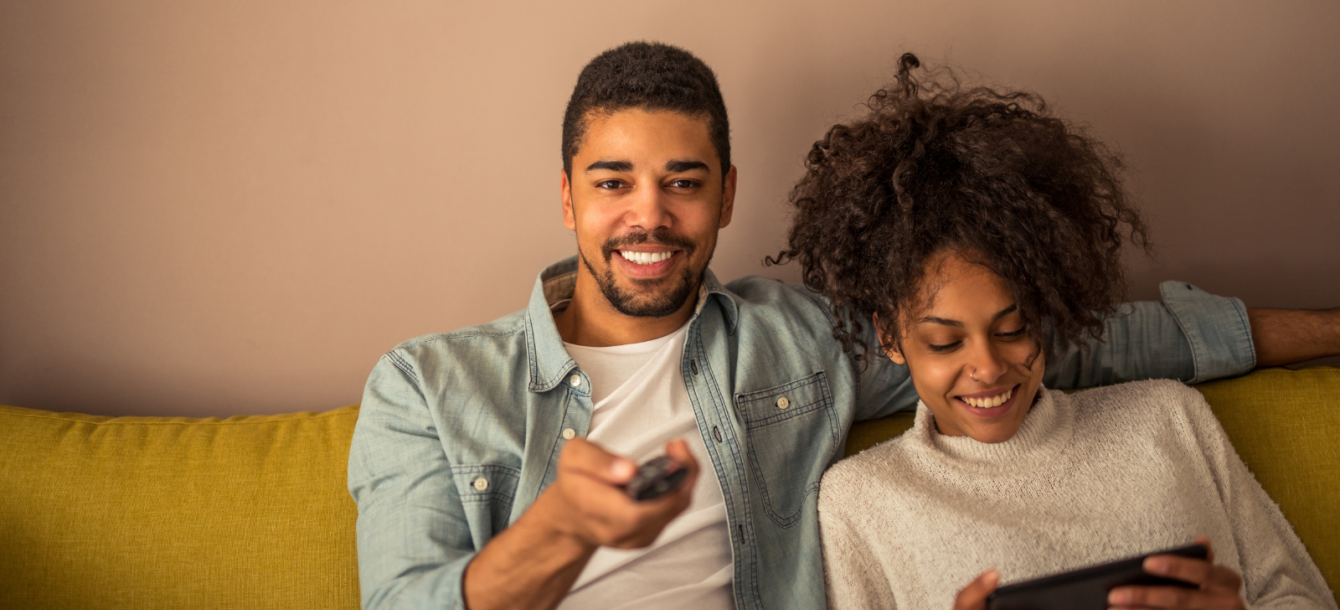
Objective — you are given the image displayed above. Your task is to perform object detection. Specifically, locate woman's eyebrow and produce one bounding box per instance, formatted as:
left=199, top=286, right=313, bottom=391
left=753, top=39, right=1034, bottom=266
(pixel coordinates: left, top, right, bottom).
left=917, top=304, right=1018, bottom=327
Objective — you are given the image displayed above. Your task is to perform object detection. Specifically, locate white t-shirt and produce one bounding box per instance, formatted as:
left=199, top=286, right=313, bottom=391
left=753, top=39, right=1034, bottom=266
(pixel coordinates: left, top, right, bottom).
left=556, top=322, right=735, bottom=610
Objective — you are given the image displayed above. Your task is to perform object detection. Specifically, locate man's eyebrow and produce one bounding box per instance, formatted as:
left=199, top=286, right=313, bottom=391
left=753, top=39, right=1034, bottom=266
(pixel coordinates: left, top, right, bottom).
left=917, top=304, right=1018, bottom=328
left=666, top=159, right=709, bottom=173
left=585, top=160, right=633, bottom=173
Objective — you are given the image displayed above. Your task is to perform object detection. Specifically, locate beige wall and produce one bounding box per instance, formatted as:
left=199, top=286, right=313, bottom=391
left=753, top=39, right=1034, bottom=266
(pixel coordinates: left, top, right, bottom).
left=2, top=0, right=1337, bottom=416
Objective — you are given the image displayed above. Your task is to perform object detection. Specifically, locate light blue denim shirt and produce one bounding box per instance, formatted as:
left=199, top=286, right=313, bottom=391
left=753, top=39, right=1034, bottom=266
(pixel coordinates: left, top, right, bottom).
left=348, top=257, right=1254, bottom=610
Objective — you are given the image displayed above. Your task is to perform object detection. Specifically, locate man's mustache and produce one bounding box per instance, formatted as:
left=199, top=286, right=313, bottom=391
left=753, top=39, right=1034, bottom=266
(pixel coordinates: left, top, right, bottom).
left=600, top=229, right=697, bottom=260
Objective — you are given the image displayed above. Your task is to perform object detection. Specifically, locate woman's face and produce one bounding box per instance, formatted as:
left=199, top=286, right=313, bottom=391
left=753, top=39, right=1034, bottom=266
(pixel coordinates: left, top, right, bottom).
left=882, top=250, right=1046, bottom=443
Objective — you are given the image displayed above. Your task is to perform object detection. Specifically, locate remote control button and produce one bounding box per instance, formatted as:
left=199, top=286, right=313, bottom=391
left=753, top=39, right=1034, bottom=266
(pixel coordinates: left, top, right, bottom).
left=776, top=396, right=790, bottom=410
left=569, top=374, right=582, bottom=387
left=472, top=477, right=488, bottom=492
left=562, top=428, right=576, bottom=440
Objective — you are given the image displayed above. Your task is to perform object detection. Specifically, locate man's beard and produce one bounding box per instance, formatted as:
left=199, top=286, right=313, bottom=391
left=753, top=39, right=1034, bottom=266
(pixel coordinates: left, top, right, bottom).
left=580, top=228, right=705, bottom=318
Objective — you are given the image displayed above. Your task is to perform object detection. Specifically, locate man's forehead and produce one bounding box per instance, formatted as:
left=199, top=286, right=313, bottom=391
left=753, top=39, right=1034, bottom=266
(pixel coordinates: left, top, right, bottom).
left=574, top=108, right=720, bottom=172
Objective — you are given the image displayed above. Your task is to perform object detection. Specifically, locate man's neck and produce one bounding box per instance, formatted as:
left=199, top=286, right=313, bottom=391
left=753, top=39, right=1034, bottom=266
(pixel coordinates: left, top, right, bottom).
left=554, top=272, right=699, bottom=347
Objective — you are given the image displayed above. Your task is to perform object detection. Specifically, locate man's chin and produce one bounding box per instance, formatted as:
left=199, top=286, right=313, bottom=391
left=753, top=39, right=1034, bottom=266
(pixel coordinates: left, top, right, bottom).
left=603, top=274, right=697, bottom=318
left=580, top=248, right=702, bottom=318
left=608, top=288, right=693, bottom=318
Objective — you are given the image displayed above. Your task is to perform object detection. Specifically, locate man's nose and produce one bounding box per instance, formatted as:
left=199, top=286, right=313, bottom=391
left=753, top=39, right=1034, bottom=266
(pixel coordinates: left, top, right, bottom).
left=623, top=182, right=673, bottom=230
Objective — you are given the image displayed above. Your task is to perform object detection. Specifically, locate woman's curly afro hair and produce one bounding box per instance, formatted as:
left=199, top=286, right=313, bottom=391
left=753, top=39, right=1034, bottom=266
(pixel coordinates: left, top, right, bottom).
left=771, top=53, right=1149, bottom=366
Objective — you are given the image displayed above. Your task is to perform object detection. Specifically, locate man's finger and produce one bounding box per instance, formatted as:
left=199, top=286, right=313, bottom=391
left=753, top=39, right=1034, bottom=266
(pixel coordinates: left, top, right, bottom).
left=625, top=439, right=699, bottom=514
left=952, top=569, right=999, bottom=610
left=559, top=438, right=637, bottom=484
left=662, top=438, right=700, bottom=480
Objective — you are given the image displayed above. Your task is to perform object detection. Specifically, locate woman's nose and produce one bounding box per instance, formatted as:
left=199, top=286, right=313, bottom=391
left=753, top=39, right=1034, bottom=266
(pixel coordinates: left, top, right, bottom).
left=968, top=342, right=1007, bottom=384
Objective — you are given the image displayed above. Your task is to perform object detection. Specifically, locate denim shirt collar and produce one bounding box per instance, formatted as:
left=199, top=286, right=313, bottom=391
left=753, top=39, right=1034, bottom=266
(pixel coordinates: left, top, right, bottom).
left=524, top=256, right=739, bottom=393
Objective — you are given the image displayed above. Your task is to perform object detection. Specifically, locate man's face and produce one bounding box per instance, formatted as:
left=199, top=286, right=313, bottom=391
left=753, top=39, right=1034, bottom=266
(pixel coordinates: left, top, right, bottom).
left=562, top=109, right=735, bottom=318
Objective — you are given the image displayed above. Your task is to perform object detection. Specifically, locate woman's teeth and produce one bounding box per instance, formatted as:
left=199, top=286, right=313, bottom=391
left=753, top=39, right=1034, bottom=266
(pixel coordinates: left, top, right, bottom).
left=962, top=387, right=1013, bottom=408
left=620, top=251, right=673, bottom=265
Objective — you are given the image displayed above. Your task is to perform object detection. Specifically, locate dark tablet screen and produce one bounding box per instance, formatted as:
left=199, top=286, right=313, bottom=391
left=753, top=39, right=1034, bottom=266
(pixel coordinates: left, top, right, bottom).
left=985, top=543, right=1209, bottom=610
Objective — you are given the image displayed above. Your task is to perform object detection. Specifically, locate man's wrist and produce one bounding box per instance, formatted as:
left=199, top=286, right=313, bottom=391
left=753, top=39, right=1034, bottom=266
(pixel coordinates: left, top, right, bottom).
left=524, top=487, right=600, bottom=560
left=461, top=491, right=598, bottom=610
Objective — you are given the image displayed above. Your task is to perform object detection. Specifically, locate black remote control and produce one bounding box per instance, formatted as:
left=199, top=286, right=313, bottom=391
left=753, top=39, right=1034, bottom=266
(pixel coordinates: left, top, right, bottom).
left=624, top=455, right=688, bottom=501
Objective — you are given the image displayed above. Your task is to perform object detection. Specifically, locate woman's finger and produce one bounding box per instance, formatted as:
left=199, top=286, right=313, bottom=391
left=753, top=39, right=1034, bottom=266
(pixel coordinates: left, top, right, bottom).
left=952, top=569, right=1000, bottom=610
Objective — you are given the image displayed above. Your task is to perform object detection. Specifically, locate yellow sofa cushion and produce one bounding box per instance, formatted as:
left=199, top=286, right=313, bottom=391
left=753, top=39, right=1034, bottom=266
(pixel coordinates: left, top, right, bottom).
left=845, top=366, right=1340, bottom=605
left=0, top=405, right=361, bottom=610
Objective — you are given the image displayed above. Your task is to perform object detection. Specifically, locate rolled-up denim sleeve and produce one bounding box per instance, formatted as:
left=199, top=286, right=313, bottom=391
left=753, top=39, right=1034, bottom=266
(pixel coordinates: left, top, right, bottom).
left=1045, top=281, right=1257, bottom=388
left=349, top=354, right=473, bottom=610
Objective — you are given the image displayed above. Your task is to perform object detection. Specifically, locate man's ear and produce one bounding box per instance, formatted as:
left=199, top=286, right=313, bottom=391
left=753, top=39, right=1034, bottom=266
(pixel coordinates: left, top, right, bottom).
left=873, top=312, right=906, bottom=365
left=561, top=169, right=576, bottom=231
left=719, top=165, right=737, bottom=229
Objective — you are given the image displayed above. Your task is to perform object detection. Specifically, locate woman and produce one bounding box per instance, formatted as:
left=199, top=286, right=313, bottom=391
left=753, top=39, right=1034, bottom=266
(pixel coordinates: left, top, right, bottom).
left=774, top=54, right=1336, bottom=610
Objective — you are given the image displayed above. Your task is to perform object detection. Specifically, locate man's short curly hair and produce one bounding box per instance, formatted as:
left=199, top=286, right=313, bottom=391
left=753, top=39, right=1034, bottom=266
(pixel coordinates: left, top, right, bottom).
left=771, top=53, right=1149, bottom=365
left=562, top=42, right=731, bottom=178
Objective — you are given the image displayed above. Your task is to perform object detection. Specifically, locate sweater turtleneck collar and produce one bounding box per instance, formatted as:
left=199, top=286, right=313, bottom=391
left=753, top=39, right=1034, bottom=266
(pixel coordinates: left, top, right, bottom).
left=911, top=387, right=1074, bottom=475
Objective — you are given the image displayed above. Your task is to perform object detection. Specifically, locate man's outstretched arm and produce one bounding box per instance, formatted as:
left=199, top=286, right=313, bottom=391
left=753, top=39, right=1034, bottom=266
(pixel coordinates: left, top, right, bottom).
left=1248, top=307, right=1340, bottom=367
left=1044, top=281, right=1257, bottom=390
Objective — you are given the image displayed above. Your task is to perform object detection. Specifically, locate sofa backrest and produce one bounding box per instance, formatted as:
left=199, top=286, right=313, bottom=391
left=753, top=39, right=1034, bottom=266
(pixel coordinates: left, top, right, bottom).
left=846, top=366, right=1340, bottom=606
left=0, top=405, right=361, bottom=610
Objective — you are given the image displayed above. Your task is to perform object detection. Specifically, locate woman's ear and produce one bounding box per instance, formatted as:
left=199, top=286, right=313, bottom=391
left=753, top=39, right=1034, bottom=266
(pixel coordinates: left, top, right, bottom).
left=873, top=312, right=907, bottom=365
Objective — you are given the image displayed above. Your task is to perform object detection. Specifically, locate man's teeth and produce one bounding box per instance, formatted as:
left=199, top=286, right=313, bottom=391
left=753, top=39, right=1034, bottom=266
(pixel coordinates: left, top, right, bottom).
left=620, top=251, right=673, bottom=265
left=962, top=387, right=1013, bottom=408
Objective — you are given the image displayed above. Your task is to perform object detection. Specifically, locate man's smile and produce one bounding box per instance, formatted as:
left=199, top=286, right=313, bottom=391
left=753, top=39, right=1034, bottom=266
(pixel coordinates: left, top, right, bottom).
left=612, top=248, right=683, bottom=279
left=617, top=249, right=677, bottom=265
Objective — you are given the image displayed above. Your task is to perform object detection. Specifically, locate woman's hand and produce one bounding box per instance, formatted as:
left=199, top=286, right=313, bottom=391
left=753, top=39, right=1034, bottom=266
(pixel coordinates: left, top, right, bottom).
left=1108, top=537, right=1245, bottom=610
left=952, top=569, right=1000, bottom=610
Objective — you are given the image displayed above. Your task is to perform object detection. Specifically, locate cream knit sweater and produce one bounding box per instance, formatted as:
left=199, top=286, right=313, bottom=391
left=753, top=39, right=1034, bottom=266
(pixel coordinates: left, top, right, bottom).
left=819, top=380, right=1336, bottom=610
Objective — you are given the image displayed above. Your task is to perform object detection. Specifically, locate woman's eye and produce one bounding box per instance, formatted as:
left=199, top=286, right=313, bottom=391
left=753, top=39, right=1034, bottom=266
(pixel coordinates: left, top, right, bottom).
left=927, top=341, right=961, bottom=353
left=996, top=329, right=1027, bottom=340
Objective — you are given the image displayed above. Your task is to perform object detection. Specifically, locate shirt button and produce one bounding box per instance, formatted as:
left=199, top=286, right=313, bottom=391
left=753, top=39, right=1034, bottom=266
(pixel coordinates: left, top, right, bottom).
left=569, top=374, right=582, bottom=387
left=472, top=477, right=488, bottom=492
left=562, top=428, right=576, bottom=440
left=776, top=396, right=790, bottom=410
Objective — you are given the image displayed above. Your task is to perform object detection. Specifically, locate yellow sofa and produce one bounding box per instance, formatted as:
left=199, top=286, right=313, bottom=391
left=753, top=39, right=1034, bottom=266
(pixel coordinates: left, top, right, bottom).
left=2, top=367, right=1337, bottom=609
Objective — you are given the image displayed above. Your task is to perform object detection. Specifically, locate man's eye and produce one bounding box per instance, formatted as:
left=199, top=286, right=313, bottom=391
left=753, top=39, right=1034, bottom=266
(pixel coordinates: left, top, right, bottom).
left=927, top=341, right=961, bottom=353
left=668, top=179, right=699, bottom=189
left=596, top=180, right=623, bottom=189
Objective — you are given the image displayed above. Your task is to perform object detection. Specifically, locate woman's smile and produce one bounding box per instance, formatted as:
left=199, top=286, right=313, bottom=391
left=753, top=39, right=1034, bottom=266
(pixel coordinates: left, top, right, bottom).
left=953, top=384, right=1019, bottom=418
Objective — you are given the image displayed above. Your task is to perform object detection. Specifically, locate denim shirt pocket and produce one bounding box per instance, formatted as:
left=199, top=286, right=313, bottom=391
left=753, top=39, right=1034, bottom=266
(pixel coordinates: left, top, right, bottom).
left=451, top=464, right=521, bottom=542
left=735, top=371, right=838, bottom=527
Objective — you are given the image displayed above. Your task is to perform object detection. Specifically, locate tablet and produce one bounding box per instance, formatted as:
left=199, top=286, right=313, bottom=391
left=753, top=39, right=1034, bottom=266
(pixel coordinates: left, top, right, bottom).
left=984, top=543, right=1209, bottom=610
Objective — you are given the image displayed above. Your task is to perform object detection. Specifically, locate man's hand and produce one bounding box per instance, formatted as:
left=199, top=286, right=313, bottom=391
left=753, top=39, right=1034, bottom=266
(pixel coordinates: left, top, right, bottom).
left=1108, top=537, right=1245, bottom=610
left=535, top=437, right=700, bottom=549
left=461, top=438, right=699, bottom=610
left=952, top=569, right=1000, bottom=610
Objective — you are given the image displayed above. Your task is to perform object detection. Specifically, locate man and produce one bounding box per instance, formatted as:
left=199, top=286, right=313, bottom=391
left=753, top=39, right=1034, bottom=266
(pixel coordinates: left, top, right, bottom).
left=348, top=42, right=1339, bottom=610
